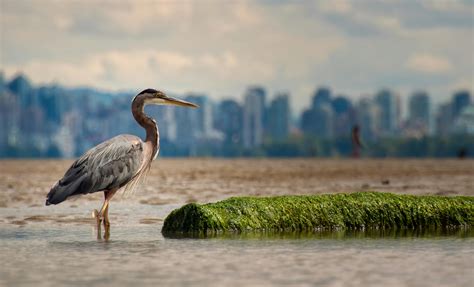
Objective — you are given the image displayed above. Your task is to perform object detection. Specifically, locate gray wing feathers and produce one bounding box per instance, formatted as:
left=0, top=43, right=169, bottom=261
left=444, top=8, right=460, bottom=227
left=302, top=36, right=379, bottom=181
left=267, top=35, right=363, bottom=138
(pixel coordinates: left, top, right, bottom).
left=46, top=135, right=144, bottom=205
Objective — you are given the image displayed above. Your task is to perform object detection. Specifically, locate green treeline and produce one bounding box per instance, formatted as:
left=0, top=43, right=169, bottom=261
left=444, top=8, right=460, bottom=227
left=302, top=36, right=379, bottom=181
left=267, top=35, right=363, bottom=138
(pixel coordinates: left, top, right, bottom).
left=2, top=134, right=472, bottom=158
left=213, top=135, right=474, bottom=158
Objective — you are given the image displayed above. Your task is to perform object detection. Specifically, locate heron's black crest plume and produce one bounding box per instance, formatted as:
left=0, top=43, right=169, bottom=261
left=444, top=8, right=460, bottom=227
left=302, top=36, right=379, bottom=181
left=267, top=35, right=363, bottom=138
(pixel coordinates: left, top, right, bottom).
left=138, top=88, right=159, bottom=95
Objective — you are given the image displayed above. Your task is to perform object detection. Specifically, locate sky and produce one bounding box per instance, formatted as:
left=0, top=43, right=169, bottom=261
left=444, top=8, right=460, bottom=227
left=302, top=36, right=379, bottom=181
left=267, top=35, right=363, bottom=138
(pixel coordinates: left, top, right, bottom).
left=1, top=0, right=473, bottom=113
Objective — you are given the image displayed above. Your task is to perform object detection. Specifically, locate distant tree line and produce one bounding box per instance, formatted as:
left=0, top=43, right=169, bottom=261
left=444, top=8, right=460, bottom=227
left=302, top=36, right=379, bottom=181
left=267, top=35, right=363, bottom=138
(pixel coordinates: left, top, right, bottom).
left=155, top=135, right=473, bottom=158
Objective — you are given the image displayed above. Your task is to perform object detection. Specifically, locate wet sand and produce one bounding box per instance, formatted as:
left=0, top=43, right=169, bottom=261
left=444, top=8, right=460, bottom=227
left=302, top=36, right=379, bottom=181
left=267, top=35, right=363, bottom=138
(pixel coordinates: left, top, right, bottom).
left=1, top=159, right=473, bottom=209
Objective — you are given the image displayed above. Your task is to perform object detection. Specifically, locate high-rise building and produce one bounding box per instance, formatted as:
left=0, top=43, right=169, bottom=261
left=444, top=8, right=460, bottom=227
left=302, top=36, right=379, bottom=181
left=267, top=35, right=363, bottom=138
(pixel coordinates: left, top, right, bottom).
left=355, top=98, right=379, bottom=142
left=452, top=91, right=471, bottom=119
left=435, top=103, right=453, bottom=137
left=37, top=86, right=68, bottom=124
left=0, top=90, right=21, bottom=155
left=407, top=91, right=431, bottom=135
left=331, top=96, right=351, bottom=115
left=0, top=72, right=5, bottom=91
left=150, top=106, right=176, bottom=142
left=174, top=94, right=213, bottom=147
left=312, top=87, right=331, bottom=110
left=216, top=99, right=243, bottom=145
left=185, top=94, right=213, bottom=138
left=301, top=87, right=334, bottom=139
left=7, top=74, right=35, bottom=108
left=374, top=89, right=400, bottom=137
left=174, top=97, right=195, bottom=149
left=267, top=93, right=290, bottom=141
left=174, top=94, right=223, bottom=155
left=331, top=95, right=353, bottom=138
left=453, top=105, right=474, bottom=134
left=301, top=105, right=333, bottom=139
left=243, top=87, right=266, bottom=148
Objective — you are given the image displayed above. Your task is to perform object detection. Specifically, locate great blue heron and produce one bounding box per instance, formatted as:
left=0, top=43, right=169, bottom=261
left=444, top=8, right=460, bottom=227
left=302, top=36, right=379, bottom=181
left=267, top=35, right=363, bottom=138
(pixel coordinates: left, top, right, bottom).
left=45, top=89, right=197, bottom=235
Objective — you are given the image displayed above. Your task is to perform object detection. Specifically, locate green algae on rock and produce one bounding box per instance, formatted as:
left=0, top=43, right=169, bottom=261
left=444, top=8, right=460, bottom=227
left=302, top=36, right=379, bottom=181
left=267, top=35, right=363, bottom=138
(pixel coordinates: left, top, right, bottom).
left=162, top=192, right=474, bottom=235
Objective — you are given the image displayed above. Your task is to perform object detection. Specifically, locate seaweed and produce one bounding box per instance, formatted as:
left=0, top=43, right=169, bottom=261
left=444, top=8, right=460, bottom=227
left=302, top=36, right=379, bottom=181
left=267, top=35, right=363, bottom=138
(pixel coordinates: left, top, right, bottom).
left=162, top=192, right=474, bottom=235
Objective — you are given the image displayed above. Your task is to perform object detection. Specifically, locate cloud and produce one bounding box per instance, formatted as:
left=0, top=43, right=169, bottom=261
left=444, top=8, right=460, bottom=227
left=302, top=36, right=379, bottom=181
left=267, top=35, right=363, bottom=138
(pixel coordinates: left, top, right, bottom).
left=451, top=77, right=474, bottom=92
left=1, top=0, right=472, bottom=112
left=317, top=0, right=352, bottom=14
left=3, top=49, right=276, bottom=94
left=4, top=49, right=191, bottom=88
left=406, top=54, right=453, bottom=74
left=422, top=0, right=472, bottom=13
left=2, top=1, right=344, bottom=101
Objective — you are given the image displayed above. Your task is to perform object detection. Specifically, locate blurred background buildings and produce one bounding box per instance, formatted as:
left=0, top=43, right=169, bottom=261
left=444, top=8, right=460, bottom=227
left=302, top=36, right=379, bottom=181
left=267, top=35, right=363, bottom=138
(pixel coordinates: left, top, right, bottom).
left=0, top=73, right=472, bottom=158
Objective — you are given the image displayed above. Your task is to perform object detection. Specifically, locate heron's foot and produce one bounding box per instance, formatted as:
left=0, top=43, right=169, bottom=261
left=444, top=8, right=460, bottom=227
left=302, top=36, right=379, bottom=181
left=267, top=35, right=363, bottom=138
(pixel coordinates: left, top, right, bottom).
left=103, top=215, right=110, bottom=232
left=102, top=213, right=111, bottom=241
left=92, top=209, right=103, bottom=226
left=103, top=224, right=110, bottom=241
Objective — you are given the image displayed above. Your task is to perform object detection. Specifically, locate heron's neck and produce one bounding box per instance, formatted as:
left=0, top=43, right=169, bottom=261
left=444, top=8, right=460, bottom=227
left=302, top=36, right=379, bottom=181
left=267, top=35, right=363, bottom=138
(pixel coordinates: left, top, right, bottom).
left=131, top=99, right=159, bottom=158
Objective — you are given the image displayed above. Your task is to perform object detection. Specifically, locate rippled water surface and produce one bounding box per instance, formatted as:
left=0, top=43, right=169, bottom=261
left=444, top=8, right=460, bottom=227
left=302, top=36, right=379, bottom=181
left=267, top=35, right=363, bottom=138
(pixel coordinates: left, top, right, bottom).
left=1, top=203, right=473, bottom=287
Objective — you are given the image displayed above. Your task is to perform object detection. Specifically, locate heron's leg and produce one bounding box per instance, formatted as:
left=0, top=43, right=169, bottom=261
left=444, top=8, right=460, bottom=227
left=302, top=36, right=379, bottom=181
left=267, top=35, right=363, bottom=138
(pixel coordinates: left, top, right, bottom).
left=102, top=189, right=118, bottom=229
left=93, top=200, right=108, bottom=225
left=92, top=207, right=103, bottom=241
left=96, top=220, right=102, bottom=241
left=102, top=202, right=110, bottom=231
left=92, top=189, right=117, bottom=241
left=103, top=225, right=110, bottom=241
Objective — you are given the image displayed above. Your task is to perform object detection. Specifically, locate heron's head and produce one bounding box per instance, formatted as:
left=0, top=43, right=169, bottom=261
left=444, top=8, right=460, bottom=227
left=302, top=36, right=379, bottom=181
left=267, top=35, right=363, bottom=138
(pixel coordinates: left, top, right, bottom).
left=135, top=88, right=199, bottom=108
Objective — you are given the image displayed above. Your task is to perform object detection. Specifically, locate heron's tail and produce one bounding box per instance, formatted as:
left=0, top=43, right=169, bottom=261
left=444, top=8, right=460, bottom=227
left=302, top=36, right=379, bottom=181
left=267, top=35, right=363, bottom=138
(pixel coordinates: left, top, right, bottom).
left=45, top=176, right=86, bottom=205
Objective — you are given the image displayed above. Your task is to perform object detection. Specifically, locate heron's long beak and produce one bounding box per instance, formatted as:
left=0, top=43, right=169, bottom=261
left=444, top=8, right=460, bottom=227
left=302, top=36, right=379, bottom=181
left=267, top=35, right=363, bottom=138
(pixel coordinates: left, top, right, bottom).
left=162, top=96, right=199, bottom=108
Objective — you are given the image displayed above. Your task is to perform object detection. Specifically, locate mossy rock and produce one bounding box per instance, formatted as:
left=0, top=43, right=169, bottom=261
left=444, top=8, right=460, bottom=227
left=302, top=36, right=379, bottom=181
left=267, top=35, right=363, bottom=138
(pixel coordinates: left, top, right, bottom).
left=162, top=192, right=474, bottom=235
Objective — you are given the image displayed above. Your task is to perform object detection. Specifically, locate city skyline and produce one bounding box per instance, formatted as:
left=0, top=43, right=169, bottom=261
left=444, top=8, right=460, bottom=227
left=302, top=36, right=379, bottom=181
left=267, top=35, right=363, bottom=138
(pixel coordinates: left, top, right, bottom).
left=2, top=70, right=472, bottom=121
left=2, top=1, right=473, bottom=114
left=2, top=69, right=472, bottom=120
left=2, top=71, right=472, bottom=123
left=1, top=72, right=472, bottom=158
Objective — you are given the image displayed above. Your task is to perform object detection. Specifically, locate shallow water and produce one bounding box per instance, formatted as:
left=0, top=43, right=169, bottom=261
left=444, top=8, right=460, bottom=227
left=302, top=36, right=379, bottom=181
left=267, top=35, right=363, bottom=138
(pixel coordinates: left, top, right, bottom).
left=1, top=159, right=473, bottom=286
left=1, top=203, right=473, bottom=287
